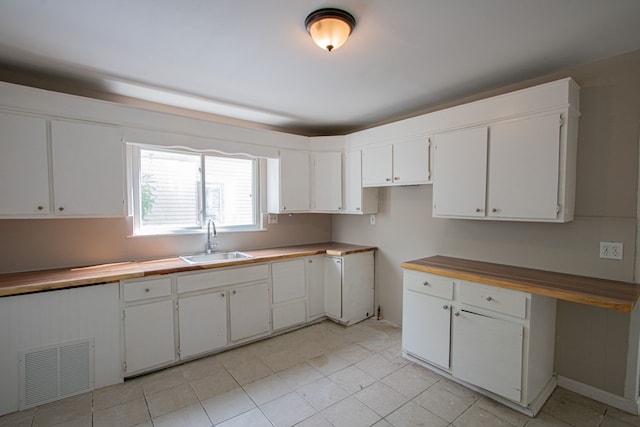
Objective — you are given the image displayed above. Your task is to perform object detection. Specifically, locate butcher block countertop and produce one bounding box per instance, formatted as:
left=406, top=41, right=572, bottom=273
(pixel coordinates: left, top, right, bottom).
left=0, top=242, right=376, bottom=298
left=402, top=255, right=640, bottom=312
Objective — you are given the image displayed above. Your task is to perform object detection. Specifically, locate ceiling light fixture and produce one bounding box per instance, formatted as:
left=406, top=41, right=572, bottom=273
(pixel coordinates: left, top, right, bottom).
left=305, top=8, right=356, bottom=52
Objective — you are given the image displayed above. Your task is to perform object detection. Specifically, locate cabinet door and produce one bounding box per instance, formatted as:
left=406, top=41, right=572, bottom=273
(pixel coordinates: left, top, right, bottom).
left=272, top=258, right=306, bottom=304
left=279, top=150, right=310, bottom=212
left=124, top=300, right=175, bottom=374
left=362, top=145, right=392, bottom=186
left=392, top=138, right=430, bottom=185
left=51, top=121, right=124, bottom=216
left=307, top=255, right=325, bottom=319
left=229, top=282, right=270, bottom=341
left=402, top=290, right=451, bottom=369
left=179, top=291, right=227, bottom=359
left=341, top=251, right=375, bottom=324
left=0, top=113, right=50, bottom=216
left=313, top=151, right=342, bottom=212
left=324, top=257, right=342, bottom=319
left=433, top=127, right=488, bottom=217
left=452, top=310, right=523, bottom=402
left=487, top=114, right=561, bottom=220
left=344, top=151, right=378, bottom=214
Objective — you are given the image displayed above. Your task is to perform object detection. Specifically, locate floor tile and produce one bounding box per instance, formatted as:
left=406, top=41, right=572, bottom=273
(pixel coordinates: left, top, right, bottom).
left=201, top=388, right=255, bottom=425
left=141, top=366, right=186, bottom=395
left=333, top=343, right=372, bottom=364
left=372, top=419, right=394, bottom=427
left=308, top=352, right=351, bottom=375
left=146, top=382, right=199, bottom=419
left=320, top=396, right=381, bottom=427
left=49, top=414, right=92, bottom=426
left=600, top=415, right=638, bottom=427
left=453, top=405, right=516, bottom=427
left=260, top=391, right=317, bottom=427
left=260, top=347, right=305, bottom=372
left=356, top=353, right=407, bottom=379
left=381, top=364, right=437, bottom=399
left=277, top=362, right=323, bottom=389
left=294, top=412, right=333, bottom=427
left=0, top=409, right=34, bottom=427
left=413, top=383, right=477, bottom=422
left=226, top=359, right=273, bottom=385
left=93, top=397, right=150, bottom=427
left=541, top=388, right=605, bottom=427
left=605, top=407, right=640, bottom=427
left=33, top=393, right=92, bottom=427
left=354, top=381, right=409, bottom=417
left=152, top=403, right=211, bottom=427
left=189, top=368, right=239, bottom=400
left=215, top=407, right=272, bottom=427
left=298, top=377, right=350, bottom=411
left=475, top=397, right=529, bottom=427
left=386, top=401, right=449, bottom=427
left=216, top=345, right=257, bottom=370
left=329, top=365, right=377, bottom=394
left=296, top=339, right=329, bottom=360
left=242, top=374, right=292, bottom=406
left=181, top=355, right=224, bottom=381
left=93, top=379, right=144, bottom=410
left=523, top=411, right=573, bottom=426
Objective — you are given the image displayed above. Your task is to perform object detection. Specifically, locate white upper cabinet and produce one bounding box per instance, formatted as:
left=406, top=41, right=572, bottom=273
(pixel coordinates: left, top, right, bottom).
left=433, top=112, right=571, bottom=222
left=312, top=151, right=342, bottom=212
left=267, top=150, right=310, bottom=213
left=51, top=120, right=125, bottom=217
left=0, top=114, right=125, bottom=218
left=362, top=137, right=431, bottom=187
left=344, top=150, right=378, bottom=214
left=0, top=113, right=50, bottom=216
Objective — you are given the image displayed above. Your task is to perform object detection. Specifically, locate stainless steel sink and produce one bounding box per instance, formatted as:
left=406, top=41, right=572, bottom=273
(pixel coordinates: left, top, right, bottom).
left=179, top=251, right=253, bottom=265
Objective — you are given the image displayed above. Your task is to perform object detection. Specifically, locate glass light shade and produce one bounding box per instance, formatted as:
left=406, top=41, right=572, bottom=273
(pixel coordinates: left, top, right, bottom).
left=308, top=17, right=352, bottom=51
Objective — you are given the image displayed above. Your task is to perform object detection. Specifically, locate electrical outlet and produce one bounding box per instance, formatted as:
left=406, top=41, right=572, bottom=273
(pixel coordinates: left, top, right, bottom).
left=600, top=242, right=623, bottom=260
left=268, top=214, right=278, bottom=224
left=370, top=214, right=376, bottom=225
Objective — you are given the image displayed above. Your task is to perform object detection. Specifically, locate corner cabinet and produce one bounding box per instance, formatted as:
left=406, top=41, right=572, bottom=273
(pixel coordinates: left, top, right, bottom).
left=267, top=150, right=310, bottom=213
left=311, top=151, right=343, bottom=212
left=0, top=113, right=125, bottom=218
left=362, top=136, right=431, bottom=187
left=344, top=150, right=378, bottom=214
left=402, top=269, right=557, bottom=416
left=325, top=251, right=375, bottom=325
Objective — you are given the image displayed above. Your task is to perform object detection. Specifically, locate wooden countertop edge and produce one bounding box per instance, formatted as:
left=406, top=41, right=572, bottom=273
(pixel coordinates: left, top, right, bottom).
left=0, top=243, right=376, bottom=297
left=401, top=260, right=637, bottom=312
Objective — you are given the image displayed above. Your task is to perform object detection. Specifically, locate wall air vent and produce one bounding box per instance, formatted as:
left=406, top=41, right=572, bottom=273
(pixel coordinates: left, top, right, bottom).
left=19, top=338, right=94, bottom=409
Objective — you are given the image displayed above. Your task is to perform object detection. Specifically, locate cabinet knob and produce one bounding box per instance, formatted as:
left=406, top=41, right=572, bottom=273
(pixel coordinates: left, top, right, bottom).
left=443, top=305, right=449, bottom=310
left=37, top=206, right=44, bottom=211
left=232, top=290, right=237, bottom=295
left=308, top=260, right=313, bottom=263
left=221, top=293, right=225, bottom=298
left=486, top=296, right=493, bottom=301
left=282, top=206, right=286, bottom=210
left=423, top=281, right=430, bottom=286
left=385, top=178, right=391, bottom=182
left=454, top=312, right=460, bottom=316
left=475, top=208, right=481, bottom=212
left=356, top=207, right=361, bottom=211
left=394, top=177, right=400, bottom=180
left=492, top=208, right=498, bottom=213
left=145, top=288, right=150, bottom=293
left=58, top=206, right=64, bottom=212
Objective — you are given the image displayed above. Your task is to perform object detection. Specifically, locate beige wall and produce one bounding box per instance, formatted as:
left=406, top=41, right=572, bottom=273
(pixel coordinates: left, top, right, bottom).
left=0, top=214, right=331, bottom=273
left=332, top=49, right=640, bottom=396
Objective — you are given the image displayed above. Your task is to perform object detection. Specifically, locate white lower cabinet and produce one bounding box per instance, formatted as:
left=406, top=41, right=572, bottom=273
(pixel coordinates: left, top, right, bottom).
left=178, top=291, right=227, bottom=359
left=402, top=269, right=556, bottom=416
left=229, top=282, right=270, bottom=341
left=307, top=255, right=326, bottom=320
left=272, top=258, right=307, bottom=331
left=325, top=251, right=375, bottom=325
left=122, top=277, right=176, bottom=376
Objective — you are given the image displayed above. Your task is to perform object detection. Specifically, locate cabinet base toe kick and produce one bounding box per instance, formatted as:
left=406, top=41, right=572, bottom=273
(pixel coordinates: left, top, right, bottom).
left=402, top=352, right=556, bottom=417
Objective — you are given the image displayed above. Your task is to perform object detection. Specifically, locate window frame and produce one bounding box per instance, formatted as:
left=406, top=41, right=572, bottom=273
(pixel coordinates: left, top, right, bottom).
left=129, top=144, right=261, bottom=236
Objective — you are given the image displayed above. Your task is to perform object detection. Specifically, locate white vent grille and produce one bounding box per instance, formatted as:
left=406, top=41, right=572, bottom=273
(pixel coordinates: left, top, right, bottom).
left=20, top=338, right=94, bottom=409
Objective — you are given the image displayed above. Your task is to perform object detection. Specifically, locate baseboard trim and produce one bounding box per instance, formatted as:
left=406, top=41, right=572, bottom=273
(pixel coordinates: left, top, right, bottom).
left=557, top=376, right=640, bottom=415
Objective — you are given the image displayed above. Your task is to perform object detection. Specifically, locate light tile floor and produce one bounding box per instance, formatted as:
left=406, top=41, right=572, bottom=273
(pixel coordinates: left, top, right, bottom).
left=2, top=318, right=639, bottom=427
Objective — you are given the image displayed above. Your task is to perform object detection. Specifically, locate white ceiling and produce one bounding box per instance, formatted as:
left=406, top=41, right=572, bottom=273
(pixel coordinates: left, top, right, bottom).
left=1, top=1, right=639, bottom=135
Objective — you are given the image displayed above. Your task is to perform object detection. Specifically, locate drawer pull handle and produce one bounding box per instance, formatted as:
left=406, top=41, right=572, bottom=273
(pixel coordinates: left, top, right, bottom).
left=443, top=305, right=449, bottom=310
left=423, top=281, right=430, bottom=286
left=454, top=312, right=460, bottom=316
left=486, top=296, right=493, bottom=301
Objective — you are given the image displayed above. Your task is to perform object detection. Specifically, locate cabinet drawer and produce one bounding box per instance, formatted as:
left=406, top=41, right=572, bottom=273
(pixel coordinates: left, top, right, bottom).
left=403, top=270, right=454, bottom=300
left=123, top=277, right=172, bottom=302
left=178, top=264, right=269, bottom=294
left=458, top=281, right=527, bottom=319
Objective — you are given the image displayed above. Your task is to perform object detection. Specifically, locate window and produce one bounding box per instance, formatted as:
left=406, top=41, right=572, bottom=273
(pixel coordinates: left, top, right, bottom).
left=132, top=146, right=258, bottom=234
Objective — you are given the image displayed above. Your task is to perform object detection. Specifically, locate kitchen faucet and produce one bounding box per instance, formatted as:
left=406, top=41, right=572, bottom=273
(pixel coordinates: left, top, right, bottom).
left=206, top=219, right=218, bottom=253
